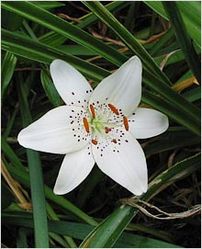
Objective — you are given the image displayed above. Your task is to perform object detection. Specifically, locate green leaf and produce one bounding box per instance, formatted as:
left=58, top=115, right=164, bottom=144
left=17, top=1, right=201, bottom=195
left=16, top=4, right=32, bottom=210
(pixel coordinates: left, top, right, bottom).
left=2, top=106, right=18, bottom=138
left=144, top=129, right=200, bottom=158
left=1, top=1, right=126, bottom=67
left=2, top=29, right=109, bottom=82
left=144, top=2, right=168, bottom=21
left=33, top=1, right=65, bottom=9
left=163, top=2, right=201, bottom=83
left=77, top=1, right=128, bottom=30
left=4, top=157, right=97, bottom=226
left=46, top=203, right=77, bottom=247
left=1, top=182, right=13, bottom=210
left=183, top=87, right=201, bottom=103
left=1, top=8, right=23, bottom=31
left=144, top=1, right=201, bottom=48
left=41, top=69, right=63, bottom=107
left=149, top=28, right=175, bottom=57
left=142, top=90, right=200, bottom=136
left=116, top=232, right=181, bottom=248
left=17, top=228, right=29, bottom=248
left=83, top=1, right=171, bottom=85
left=18, top=81, right=49, bottom=248
left=80, top=153, right=200, bottom=247
left=1, top=51, right=17, bottom=98
left=39, top=1, right=128, bottom=47
left=1, top=137, right=25, bottom=171
left=155, top=46, right=201, bottom=68
left=3, top=214, right=181, bottom=248
left=58, top=45, right=99, bottom=56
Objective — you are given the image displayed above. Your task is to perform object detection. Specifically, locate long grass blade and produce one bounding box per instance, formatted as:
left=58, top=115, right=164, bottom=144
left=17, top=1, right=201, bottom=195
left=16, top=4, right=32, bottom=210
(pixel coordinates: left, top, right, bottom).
left=2, top=213, right=181, bottom=248
left=39, top=1, right=128, bottom=47
left=142, top=90, right=200, bottom=135
left=5, top=157, right=97, bottom=226
left=1, top=1, right=127, bottom=67
left=2, top=29, right=109, bottom=82
left=163, top=2, right=201, bottom=83
left=83, top=1, right=171, bottom=85
left=144, top=1, right=201, bottom=48
left=1, top=51, right=17, bottom=99
left=18, top=81, right=49, bottom=247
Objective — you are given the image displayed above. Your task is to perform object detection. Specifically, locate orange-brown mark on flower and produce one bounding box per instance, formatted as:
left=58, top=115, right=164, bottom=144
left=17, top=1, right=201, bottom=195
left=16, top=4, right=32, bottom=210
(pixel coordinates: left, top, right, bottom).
left=123, top=116, right=129, bottom=131
left=105, top=127, right=112, bottom=134
left=83, top=117, right=90, bottom=133
left=108, top=103, right=119, bottom=115
left=90, top=104, right=96, bottom=119
left=91, top=139, right=98, bottom=145
left=111, top=139, right=117, bottom=144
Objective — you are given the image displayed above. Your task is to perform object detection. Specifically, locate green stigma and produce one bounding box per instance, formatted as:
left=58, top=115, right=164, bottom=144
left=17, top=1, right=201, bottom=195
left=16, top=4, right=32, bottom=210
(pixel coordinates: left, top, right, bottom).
left=90, top=117, right=104, bottom=133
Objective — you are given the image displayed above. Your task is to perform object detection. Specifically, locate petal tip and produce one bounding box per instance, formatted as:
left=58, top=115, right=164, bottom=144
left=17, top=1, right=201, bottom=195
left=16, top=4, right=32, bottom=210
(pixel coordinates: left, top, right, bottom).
left=132, top=187, right=148, bottom=196
left=50, top=59, right=64, bottom=71
left=53, top=184, right=68, bottom=195
left=129, top=55, right=142, bottom=66
left=53, top=188, right=65, bottom=195
left=17, top=129, right=26, bottom=147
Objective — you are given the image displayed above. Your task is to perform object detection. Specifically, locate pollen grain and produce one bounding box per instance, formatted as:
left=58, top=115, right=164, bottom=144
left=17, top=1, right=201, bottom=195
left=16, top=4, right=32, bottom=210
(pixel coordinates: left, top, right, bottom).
left=90, top=104, right=96, bottom=119
left=91, top=139, right=98, bottom=145
left=108, top=103, right=119, bottom=115
left=123, top=116, right=129, bottom=131
left=83, top=117, right=90, bottom=133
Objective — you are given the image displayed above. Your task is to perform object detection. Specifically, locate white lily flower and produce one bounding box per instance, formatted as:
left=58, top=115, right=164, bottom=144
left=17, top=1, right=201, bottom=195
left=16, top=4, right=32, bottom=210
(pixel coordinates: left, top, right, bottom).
left=18, top=56, right=169, bottom=196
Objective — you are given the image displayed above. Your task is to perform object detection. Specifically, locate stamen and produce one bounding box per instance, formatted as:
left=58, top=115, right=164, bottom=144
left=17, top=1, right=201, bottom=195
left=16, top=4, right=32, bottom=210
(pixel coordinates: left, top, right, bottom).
left=123, top=116, right=129, bottom=131
left=111, top=139, right=117, bottom=144
left=92, top=139, right=98, bottom=145
left=105, top=127, right=112, bottom=134
left=108, top=103, right=119, bottom=115
left=83, top=117, right=90, bottom=133
left=90, top=104, right=96, bottom=119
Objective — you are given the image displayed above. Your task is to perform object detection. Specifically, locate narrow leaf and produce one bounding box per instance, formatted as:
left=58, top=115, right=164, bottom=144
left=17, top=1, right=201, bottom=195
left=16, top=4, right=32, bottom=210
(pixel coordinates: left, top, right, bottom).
left=18, top=81, right=49, bottom=248
left=163, top=2, right=201, bottom=83
left=1, top=51, right=17, bottom=98
left=39, top=1, right=128, bottom=47
left=3, top=214, right=181, bottom=248
left=1, top=1, right=127, bottom=67
left=5, top=159, right=97, bottom=226
left=83, top=1, right=171, bottom=85
left=41, top=69, right=63, bottom=107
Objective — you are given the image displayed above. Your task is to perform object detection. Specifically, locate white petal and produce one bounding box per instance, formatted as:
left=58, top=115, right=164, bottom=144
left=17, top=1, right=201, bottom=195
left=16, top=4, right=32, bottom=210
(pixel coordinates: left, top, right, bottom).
left=18, top=106, right=90, bottom=154
left=54, top=144, right=95, bottom=194
left=92, top=131, right=148, bottom=195
left=89, top=56, right=142, bottom=116
left=129, top=108, right=169, bottom=139
left=50, top=59, right=93, bottom=106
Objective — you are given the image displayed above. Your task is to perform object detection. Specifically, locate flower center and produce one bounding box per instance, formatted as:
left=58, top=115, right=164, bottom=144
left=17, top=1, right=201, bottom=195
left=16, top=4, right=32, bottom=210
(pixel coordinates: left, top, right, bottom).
left=82, top=102, right=129, bottom=146
left=90, top=117, right=104, bottom=133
